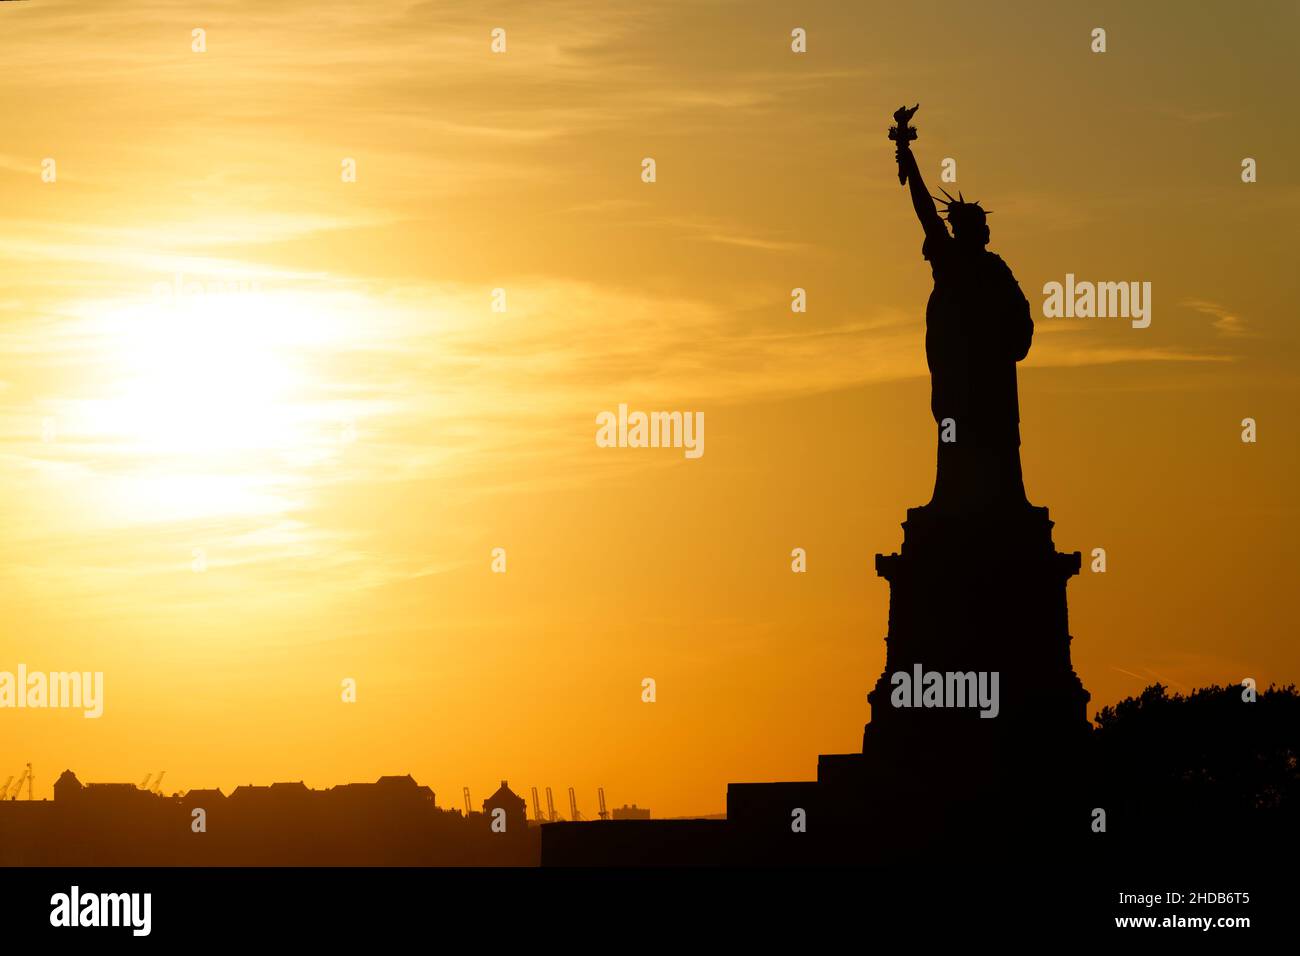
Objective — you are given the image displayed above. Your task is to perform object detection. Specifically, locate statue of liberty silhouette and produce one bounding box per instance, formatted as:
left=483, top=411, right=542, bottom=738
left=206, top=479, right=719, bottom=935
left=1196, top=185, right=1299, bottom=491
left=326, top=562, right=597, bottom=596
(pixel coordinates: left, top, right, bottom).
left=892, top=104, right=1033, bottom=513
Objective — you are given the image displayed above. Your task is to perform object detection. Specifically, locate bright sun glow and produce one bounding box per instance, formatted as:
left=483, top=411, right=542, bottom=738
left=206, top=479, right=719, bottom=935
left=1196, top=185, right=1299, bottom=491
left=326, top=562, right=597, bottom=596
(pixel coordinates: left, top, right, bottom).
left=54, top=281, right=359, bottom=523
left=112, top=300, right=301, bottom=456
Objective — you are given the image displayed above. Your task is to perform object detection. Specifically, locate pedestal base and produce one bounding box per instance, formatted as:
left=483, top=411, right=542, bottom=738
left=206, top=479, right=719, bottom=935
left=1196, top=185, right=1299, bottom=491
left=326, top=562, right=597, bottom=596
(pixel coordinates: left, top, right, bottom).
left=723, top=500, right=1094, bottom=863
left=866, top=502, right=1090, bottom=763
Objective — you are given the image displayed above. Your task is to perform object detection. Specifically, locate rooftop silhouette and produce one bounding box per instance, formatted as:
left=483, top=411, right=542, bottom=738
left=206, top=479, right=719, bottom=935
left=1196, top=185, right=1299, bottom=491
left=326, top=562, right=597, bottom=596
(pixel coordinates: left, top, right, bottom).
left=0, top=771, right=539, bottom=866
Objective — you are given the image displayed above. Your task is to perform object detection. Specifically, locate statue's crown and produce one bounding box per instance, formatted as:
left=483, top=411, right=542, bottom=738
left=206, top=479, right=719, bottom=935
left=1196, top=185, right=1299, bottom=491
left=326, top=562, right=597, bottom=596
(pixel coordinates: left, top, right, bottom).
left=931, top=188, right=992, bottom=226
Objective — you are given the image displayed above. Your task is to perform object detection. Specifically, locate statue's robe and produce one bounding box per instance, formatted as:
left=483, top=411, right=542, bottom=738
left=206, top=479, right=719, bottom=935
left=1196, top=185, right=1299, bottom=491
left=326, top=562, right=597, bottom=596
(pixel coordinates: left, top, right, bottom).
left=922, top=234, right=1033, bottom=510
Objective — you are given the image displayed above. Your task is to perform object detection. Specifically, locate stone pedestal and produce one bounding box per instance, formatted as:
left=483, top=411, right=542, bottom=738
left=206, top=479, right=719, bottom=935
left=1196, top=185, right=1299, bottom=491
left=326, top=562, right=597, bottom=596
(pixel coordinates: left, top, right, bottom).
left=722, top=501, right=1094, bottom=863
left=864, top=503, right=1090, bottom=779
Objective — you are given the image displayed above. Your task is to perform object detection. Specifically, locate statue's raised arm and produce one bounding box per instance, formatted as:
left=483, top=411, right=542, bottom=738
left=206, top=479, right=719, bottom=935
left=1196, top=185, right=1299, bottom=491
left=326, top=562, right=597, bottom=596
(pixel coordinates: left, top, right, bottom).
left=889, top=105, right=946, bottom=243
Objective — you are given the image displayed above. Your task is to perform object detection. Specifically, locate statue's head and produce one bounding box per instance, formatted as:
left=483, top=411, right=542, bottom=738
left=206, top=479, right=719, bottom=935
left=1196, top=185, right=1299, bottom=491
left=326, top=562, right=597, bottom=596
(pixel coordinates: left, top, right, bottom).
left=948, top=204, right=990, bottom=248
left=933, top=189, right=991, bottom=249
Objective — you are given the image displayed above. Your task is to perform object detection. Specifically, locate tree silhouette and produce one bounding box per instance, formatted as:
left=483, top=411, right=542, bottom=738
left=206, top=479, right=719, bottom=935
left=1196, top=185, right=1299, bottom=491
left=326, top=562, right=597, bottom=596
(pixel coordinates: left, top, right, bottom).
left=1091, top=682, right=1299, bottom=848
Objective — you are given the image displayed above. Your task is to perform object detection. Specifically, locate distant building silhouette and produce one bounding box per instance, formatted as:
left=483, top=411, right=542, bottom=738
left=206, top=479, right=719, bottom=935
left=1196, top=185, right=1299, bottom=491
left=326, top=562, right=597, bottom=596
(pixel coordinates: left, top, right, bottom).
left=482, top=780, right=527, bottom=832
left=2, top=770, right=537, bottom=866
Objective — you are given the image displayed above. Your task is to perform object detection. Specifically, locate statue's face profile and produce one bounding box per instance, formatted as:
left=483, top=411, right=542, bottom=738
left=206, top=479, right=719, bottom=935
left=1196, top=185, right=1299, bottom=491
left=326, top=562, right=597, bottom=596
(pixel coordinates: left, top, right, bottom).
left=953, top=222, right=990, bottom=249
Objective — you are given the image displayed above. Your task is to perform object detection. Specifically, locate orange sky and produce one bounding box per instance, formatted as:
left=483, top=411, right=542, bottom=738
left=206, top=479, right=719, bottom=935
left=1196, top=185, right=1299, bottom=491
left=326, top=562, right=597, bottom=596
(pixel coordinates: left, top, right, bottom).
left=2, top=0, right=1298, bottom=816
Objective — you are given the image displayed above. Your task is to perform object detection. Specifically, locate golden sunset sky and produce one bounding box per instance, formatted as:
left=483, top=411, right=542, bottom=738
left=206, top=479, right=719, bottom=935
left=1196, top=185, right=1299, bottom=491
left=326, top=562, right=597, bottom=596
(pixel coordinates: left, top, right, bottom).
left=2, top=0, right=1297, bottom=815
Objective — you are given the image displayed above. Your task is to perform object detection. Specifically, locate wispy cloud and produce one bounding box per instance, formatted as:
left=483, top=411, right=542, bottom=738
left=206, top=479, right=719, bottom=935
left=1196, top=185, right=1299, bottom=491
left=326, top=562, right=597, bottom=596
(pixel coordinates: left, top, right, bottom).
left=1182, top=298, right=1251, bottom=338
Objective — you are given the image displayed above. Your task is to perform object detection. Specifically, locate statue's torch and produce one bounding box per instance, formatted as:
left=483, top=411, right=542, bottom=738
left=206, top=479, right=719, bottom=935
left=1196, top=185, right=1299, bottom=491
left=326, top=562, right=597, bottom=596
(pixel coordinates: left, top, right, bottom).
left=888, top=104, right=920, bottom=185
